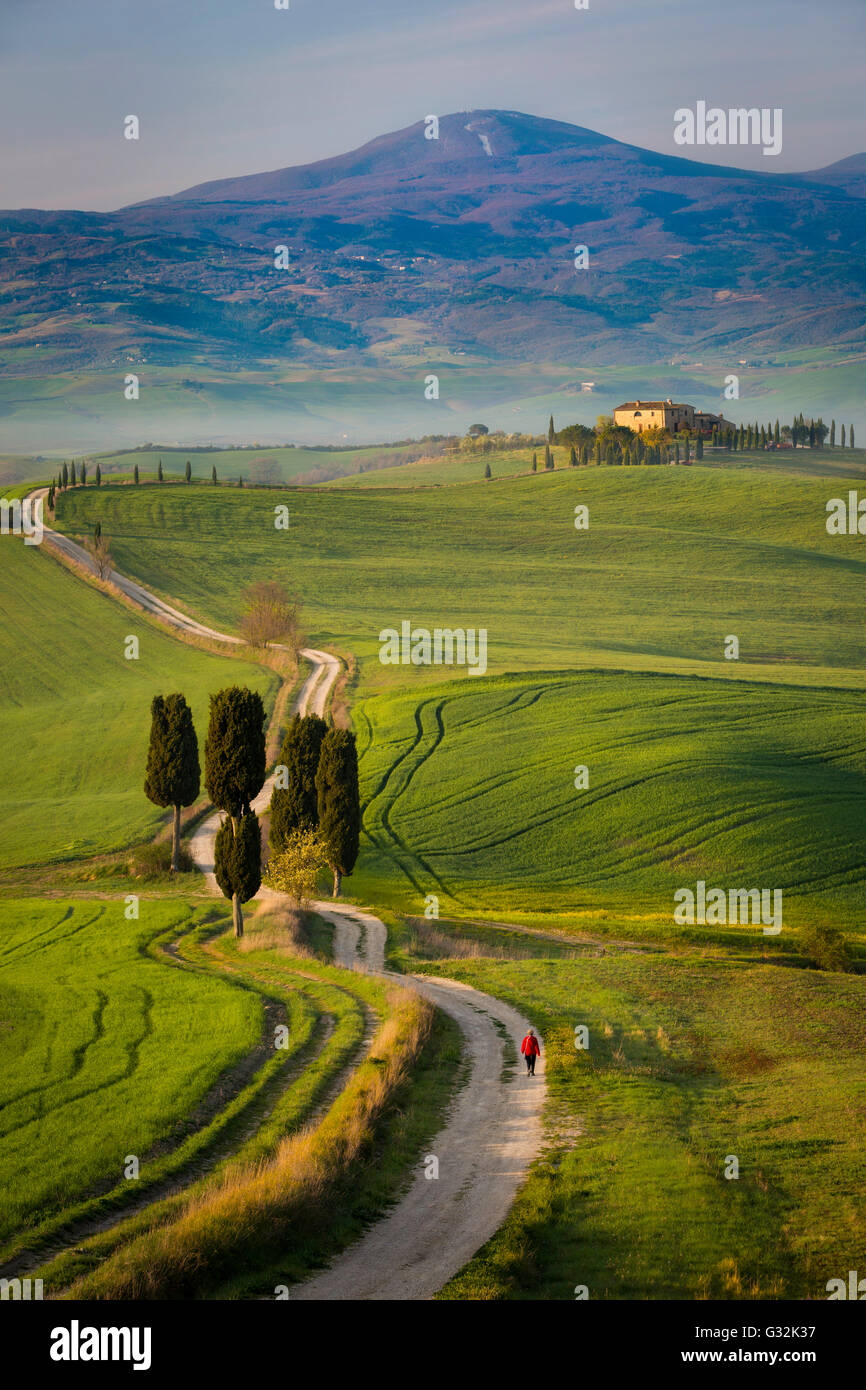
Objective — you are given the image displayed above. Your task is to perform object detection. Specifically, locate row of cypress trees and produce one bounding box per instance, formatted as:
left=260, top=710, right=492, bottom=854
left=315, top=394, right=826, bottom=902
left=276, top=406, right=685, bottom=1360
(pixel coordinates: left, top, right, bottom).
left=269, top=713, right=360, bottom=898
left=144, top=688, right=360, bottom=936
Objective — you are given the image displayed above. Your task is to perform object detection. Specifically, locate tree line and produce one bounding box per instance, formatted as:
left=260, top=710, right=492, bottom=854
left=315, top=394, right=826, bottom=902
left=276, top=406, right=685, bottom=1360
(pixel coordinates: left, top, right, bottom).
left=144, top=687, right=360, bottom=936
left=481, top=412, right=858, bottom=477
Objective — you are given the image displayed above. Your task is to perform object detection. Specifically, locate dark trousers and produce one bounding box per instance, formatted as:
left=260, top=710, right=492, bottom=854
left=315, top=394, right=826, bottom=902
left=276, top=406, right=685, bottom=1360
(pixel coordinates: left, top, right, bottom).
left=524, top=1053, right=536, bottom=1075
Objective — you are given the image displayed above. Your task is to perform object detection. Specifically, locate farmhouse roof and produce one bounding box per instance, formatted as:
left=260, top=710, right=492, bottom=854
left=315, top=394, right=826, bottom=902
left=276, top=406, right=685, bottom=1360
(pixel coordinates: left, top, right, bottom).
left=615, top=400, right=689, bottom=411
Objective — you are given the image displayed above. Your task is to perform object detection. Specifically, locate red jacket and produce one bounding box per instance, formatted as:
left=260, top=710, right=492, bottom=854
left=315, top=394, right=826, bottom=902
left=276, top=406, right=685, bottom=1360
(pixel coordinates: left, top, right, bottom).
left=521, top=1033, right=540, bottom=1057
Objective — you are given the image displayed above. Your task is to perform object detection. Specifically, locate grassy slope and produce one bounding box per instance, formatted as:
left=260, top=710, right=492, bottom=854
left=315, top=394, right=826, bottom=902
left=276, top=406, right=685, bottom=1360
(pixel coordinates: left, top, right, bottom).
left=54, top=463, right=866, bottom=700
left=81, top=442, right=440, bottom=486
left=323, top=444, right=866, bottom=489
left=0, top=898, right=259, bottom=1244
left=353, top=672, right=866, bottom=933
left=0, top=535, right=276, bottom=868
left=9, top=454, right=866, bottom=1299
left=425, top=953, right=866, bottom=1300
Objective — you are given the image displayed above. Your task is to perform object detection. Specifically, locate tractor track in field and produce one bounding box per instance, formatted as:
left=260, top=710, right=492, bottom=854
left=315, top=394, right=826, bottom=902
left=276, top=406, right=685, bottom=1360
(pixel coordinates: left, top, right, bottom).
left=21, top=489, right=550, bottom=1300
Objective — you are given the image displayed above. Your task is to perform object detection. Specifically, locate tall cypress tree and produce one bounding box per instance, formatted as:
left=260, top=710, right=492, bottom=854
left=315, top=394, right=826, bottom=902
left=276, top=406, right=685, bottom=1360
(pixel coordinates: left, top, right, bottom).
left=531, top=453, right=537, bottom=473
left=205, top=687, right=266, bottom=936
left=548, top=414, right=555, bottom=442
left=70, top=461, right=77, bottom=486
left=134, top=464, right=140, bottom=484
left=544, top=443, right=553, bottom=469
left=158, top=459, right=164, bottom=482
left=214, top=812, right=261, bottom=932
left=696, top=434, right=704, bottom=460
left=144, top=693, right=201, bottom=873
left=269, top=713, right=327, bottom=855
left=316, top=728, right=360, bottom=898
left=62, top=462, right=68, bottom=489
left=81, top=461, right=88, bottom=486
left=185, top=459, right=192, bottom=483
left=212, top=465, right=218, bottom=485
left=841, top=425, right=846, bottom=447
left=851, top=425, right=856, bottom=449
left=96, top=464, right=102, bottom=486
left=570, top=446, right=577, bottom=467
left=830, top=420, right=836, bottom=447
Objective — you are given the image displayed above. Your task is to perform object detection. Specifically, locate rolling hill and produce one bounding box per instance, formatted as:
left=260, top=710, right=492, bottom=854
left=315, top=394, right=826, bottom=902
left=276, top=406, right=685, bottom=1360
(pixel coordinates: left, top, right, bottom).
left=2, top=110, right=864, bottom=381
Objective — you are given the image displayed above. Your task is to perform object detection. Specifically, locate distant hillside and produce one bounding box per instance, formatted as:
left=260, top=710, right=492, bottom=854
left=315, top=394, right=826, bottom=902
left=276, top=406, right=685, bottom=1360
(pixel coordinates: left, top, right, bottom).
left=1, top=110, right=865, bottom=376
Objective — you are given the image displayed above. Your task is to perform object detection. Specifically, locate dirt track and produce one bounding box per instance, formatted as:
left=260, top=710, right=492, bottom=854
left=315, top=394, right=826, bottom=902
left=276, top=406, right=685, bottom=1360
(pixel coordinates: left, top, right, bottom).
left=26, top=491, right=548, bottom=1300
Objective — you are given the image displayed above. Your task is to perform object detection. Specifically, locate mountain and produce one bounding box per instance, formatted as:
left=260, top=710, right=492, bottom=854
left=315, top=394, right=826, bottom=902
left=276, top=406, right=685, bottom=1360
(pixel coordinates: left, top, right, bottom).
left=802, top=152, right=866, bottom=200
left=1, top=110, right=865, bottom=376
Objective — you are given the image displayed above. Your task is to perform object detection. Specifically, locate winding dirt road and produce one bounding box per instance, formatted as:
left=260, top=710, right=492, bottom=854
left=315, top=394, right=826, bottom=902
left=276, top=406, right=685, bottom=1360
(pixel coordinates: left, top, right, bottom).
left=25, top=487, right=548, bottom=1300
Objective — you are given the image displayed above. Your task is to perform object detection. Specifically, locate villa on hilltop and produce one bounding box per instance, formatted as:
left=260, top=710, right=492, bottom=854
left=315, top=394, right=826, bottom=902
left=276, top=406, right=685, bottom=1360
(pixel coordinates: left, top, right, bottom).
left=614, top=399, right=733, bottom=435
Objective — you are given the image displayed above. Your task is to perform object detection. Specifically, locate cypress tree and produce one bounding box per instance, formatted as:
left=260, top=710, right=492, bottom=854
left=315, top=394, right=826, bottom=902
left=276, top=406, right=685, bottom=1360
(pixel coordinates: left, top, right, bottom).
left=696, top=434, right=704, bottom=460
left=484, top=461, right=492, bottom=479
left=316, top=728, right=360, bottom=898
left=531, top=453, right=537, bottom=473
left=185, top=459, right=192, bottom=483
left=774, top=419, right=780, bottom=444
left=212, top=465, right=218, bottom=485
left=80, top=461, right=88, bottom=486
left=158, top=459, right=164, bottom=482
left=544, top=443, right=553, bottom=470
left=830, top=420, right=836, bottom=447
left=581, top=444, right=589, bottom=466
left=809, top=421, right=815, bottom=447
left=70, top=461, right=77, bottom=486
left=548, top=414, right=555, bottom=442
left=62, top=462, right=68, bottom=489
left=238, top=476, right=243, bottom=488
left=205, top=687, right=266, bottom=936
left=134, top=464, right=140, bottom=484
left=214, top=812, right=261, bottom=933
left=144, top=693, right=201, bottom=873
left=570, top=446, right=577, bottom=467
left=850, top=425, right=855, bottom=449
left=269, top=713, right=328, bottom=855
left=841, top=425, right=846, bottom=447
left=96, top=464, right=102, bottom=486
left=675, top=442, right=680, bottom=465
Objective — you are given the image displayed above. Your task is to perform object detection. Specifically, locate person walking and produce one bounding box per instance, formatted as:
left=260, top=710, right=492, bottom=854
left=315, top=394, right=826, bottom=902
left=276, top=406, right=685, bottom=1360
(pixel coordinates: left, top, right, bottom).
left=521, top=1027, right=540, bottom=1077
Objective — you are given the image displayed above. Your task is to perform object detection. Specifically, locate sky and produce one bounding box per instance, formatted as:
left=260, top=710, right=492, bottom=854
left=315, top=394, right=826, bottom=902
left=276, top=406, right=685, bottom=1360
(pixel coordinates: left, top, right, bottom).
left=1, top=0, right=864, bottom=210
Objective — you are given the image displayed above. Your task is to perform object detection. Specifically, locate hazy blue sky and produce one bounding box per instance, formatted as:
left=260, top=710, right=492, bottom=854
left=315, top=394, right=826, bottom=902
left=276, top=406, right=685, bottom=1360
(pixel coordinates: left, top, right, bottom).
left=1, top=0, right=863, bottom=209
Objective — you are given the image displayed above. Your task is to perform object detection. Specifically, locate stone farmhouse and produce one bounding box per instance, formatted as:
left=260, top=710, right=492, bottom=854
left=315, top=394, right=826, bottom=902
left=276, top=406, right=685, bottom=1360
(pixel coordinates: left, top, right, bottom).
left=614, top=399, right=733, bottom=435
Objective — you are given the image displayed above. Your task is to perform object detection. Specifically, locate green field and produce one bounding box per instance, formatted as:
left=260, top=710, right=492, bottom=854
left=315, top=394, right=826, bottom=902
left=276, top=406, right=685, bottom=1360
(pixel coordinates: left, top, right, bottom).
left=0, top=534, right=276, bottom=868
left=424, top=950, right=866, bottom=1300
left=54, top=463, right=866, bottom=699
left=2, top=444, right=864, bottom=1300
left=353, top=671, right=866, bottom=935
left=0, top=898, right=259, bottom=1245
